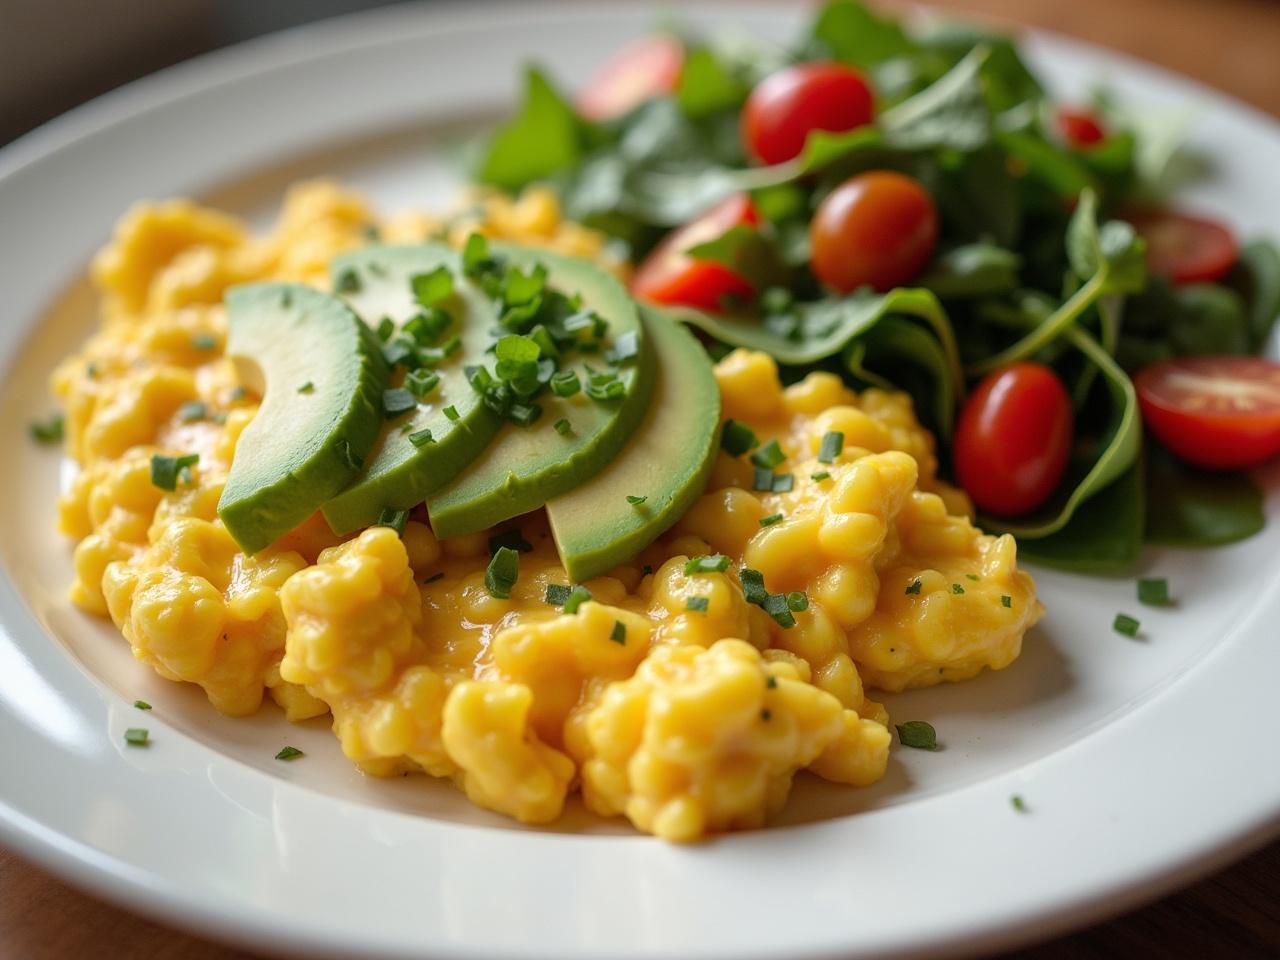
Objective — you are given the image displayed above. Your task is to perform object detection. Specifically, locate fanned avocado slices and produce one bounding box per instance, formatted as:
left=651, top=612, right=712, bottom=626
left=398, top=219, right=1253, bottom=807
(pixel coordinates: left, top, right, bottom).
left=546, top=307, right=720, bottom=581
left=427, top=246, right=654, bottom=538
left=321, top=245, right=502, bottom=534
left=218, top=283, right=388, bottom=554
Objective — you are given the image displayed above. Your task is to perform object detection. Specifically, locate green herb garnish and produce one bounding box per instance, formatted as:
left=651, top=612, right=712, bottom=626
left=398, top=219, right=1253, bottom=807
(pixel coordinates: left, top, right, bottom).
left=1001, top=595, right=1012, bottom=608
left=376, top=507, right=409, bottom=535
left=740, top=568, right=768, bottom=605
left=684, top=555, right=731, bottom=575
left=563, top=585, right=593, bottom=614
left=550, top=369, right=581, bottom=397
left=720, top=419, right=759, bottom=457
left=685, top=596, right=710, bottom=613
left=133, top=700, right=152, bottom=711
left=905, top=578, right=923, bottom=595
left=124, top=728, right=149, bottom=747
left=489, top=528, right=533, bottom=554
left=1011, top=794, right=1027, bottom=812
left=1113, top=613, right=1141, bottom=637
left=952, top=583, right=965, bottom=595
left=443, top=405, right=460, bottom=421
left=785, top=591, right=808, bottom=612
left=544, top=583, right=571, bottom=606
left=177, top=401, right=207, bottom=422
left=626, top=494, right=647, bottom=506
left=760, top=512, right=784, bottom=527
left=406, top=369, right=440, bottom=399
left=335, top=267, right=362, bottom=294
left=383, top=388, right=416, bottom=419
left=817, top=431, right=844, bottom=464
left=275, top=746, right=304, bottom=761
left=29, top=413, right=64, bottom=444
left=811, top=470, right=830, bottom=482
left=150, top=453, right=199, bottom=491
left=1137, top=577, right=1171, bottom=606
left=749, top=439, right=786, bottom=470
left=553, top=417, right=572, bottom=436
left=763, top=593, right=796, bottom=628
left=191, top=333, right=217, bottom=351
left=485, top=546, right=520, bottom=599
left=608, top=620, right=627, bottom=644
left=411, top=265, right=454, bottom=306
left=895, top=720, right=938, bottom=751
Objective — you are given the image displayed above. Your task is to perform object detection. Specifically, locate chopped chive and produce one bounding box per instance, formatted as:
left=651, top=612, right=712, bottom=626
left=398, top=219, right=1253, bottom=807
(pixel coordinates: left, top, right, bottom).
left=749, top=439, right=786, bottom=470
left=905, top=578, right=923, bottom=595
left=406, top=369, right=440, bottom=399
left=952, top=583, right=965, bottom=595
left=507, top=401, right=542, bottom=427
left=771, top=472, right=794, bottom=493
left=641, top=564, right=653, bottom=576
left=811, top=470, right=830, bottom=481
left=229, top=386, right=247, bottom=402
left=1137, top=577, right=1171, bottom=606
left=685, top=596, right=710, bottom=613
left=684, top=555, right=731, bottom=575
left=762, top=593, right=796, bottom=628
left=1011, top=794, right=1027, bottom=812
left=626, top=494, right=647, bottom=506
left=124, top=728, right=149, bottom=747
left=488, top=528, right=533, bottom=555
left=564, top=585, right=593, bottom=614
left=133, top=700, right=152, bottom=711
left=484, top=547, right=519, bottom=599
left=895, top=720, right=938, bottom=751
left=376, top=317, right=395, bottom=341
left=1001, top=594, right=1012, bottom=608
left=462, top=233, right=492, bottom=277
left=150, top=453, right=199, bottom=491
left=550, top=369, right=581, bottom=397
left=297, top=382, right=315, bottom=395
left=720, top=419, right=759, bottom=457
left=408, top=428, right=434, bottom=447
left=965, top=573, right=980, bottom=581
left=604, top=330, right=640, bottom=365
left=423, top=572, right=445, bottom=584
left=785, top=591, right=808, bottom=612
left=29, top=413, right=64, bottom=444
left=443, top=405, right=460, bottom=421
left=760, top=708, right=773, bottom=722
left=1113, top=613, right=1140, bottom=637
left=766, top=675, right=778, bottom=689
left=376, top=507, right=409, bottom=535
left=275, top=746, right=304, bottom=761
left=383, top=388, right=417, bottom=419
left=411, top=265, right=454, bottom=307
left=817, top=431, right=845, bottom=464
left=177, top=401, right=207, bottom=423
left=553, top=417, right=572, bottom=436
left=740, top=568, right=768, bottom=605
left=751, top=467, right=775, bottom=492
left=759, top=512, right=784, bottom=527
left=544, top=583, right=571, bottom=606
left=86, top=362, right=100, bottom=379
left=335, top=267, right=362, bottom=294
left=191, top=333, right=217, bottom=351
left=608, top=620, right=627, bottom=644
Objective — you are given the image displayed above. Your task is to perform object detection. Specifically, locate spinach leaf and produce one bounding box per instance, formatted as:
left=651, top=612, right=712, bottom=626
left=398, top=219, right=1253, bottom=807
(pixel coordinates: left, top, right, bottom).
left=917, top=243, right=1021, bottom=298
left=845, top=316, right=958, bottom=437
left=876, top=45, right=992, bottom=152
left=996, top=129, right=1095, bottom=198
left=1226, top=239, right=1280, bottom=350
left=982, top=323, right=1142, bottom=539
left=677, top=46, right=746, bottom=119
left=1017, top=461, right=1144, bottom=573
left=684, top=225, right=791, bottom=291
left=1144, top=444, right=1265, bottom=547
left=478, top=68, right=586, bottom=190
left=917, top=24, right=1043, bottom=114
left=810, top=0, right=915, bottom=66
left=1117, top=278, right=1251, bottom=371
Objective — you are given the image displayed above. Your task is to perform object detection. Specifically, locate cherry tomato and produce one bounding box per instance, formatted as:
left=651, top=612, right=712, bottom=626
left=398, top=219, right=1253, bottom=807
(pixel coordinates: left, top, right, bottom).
left=954, top=363, right=1075, bottom=517
left=1124, top=209, right=1239, bottom=285
left=809, top=171, right=938, bottom=293
left=1135, top=356, right=1280, bottom=469
left=1056, top=106, right=1107, bottom=147
left=577, top=35, right=684, bottom=122
left=631, top=194, right=761, bottom=312
left=742, top=62, right=875, bottom=166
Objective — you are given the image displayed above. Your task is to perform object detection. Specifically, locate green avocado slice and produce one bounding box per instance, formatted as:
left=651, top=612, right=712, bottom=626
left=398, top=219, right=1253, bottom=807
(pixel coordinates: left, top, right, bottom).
left=218, top=283, right=388, bottom=554
left=546, top=308, right=720, bottom=581
left=320, top=245, right=502, bottom=534
left=427, top=247, right=654, bottom=538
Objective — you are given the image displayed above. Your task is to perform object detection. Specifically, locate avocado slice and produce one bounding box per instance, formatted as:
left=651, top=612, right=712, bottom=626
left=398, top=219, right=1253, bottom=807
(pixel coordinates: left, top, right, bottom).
left=427, top=247, right=654, bottom=538
left=219, top=283, right=388, bottom=554
left=546, top=308, right=720, bottom=580
left=321, top=245, right=502, bottom=534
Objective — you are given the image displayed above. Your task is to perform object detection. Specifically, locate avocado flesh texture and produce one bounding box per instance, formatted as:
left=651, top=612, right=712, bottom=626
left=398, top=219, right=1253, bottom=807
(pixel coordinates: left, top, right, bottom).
left=321, top=245, right=502, bottom=535
left=546, top=307, right=720, bottom=581
left=427, top=246, right=653, bottom=539
left=218, top=283, right=389, bottom=554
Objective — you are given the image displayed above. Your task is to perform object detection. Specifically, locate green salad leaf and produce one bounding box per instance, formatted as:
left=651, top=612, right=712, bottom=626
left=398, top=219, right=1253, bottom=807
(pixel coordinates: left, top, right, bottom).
left=917, top=242, right=1021, bottom=299
left=479, top=67, right=587, bottom=190
left=1144, top=444, right=1265, bottom=547
left=810, top=0, right=915, bottom=66
left=677, top=45, right=746, bottom=119
left=1227, top=239, right=1280, bottom=350
left=1017, top=461, right=1144, bottom=573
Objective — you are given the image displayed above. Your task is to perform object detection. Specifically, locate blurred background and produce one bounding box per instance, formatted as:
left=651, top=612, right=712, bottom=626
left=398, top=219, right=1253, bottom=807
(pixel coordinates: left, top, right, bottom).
left=1, top=0, right=1278, bottom=148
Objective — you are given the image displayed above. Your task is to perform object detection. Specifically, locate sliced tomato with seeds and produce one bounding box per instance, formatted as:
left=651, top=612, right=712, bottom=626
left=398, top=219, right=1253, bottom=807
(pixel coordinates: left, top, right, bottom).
left=631, top=194, right=761, bottom=312
left=1135, top=356, right=1280, bottom=469
left=577, top=35, right=684, bottom=122
left=1055, top=106, right=1107, bottom=147
left=1124, top=209, right=1239, bottom=285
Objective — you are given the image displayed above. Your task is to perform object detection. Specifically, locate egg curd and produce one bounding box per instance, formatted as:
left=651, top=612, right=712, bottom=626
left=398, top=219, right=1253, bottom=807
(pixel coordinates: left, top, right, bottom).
left=52, top=180, right=1042, bottom=841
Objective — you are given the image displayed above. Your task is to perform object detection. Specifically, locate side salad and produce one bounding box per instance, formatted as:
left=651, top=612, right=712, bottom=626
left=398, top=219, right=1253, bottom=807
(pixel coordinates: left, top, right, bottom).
left=471, top=0, right=1280, bottom=573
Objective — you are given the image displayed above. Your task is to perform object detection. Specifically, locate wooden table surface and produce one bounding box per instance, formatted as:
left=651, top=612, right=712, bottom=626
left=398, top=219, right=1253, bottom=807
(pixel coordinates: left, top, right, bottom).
left=3, top=0, right=1279, bottom=957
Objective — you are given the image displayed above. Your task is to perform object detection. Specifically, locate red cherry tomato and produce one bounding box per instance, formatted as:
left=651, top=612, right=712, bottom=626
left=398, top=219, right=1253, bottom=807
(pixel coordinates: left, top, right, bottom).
left=631, top=194, right=761, bottom=312
left=1124, top=209, right=1239, bottom=285
left=1056, top=106, right=1107, bottom=147
left=809, top=171, right=938, bottom=293
left=954, top=363, right=1075, bottom=517
left=742, top=62, right=875, bottom=166
left=577, top=35, right=684, bottom=122
left=1135, top=356, right=1280, bottom=470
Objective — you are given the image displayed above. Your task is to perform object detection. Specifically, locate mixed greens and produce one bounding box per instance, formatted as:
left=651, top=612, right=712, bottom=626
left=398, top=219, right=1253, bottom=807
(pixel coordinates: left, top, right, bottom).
left=472, top=0, right=1280, bottom=573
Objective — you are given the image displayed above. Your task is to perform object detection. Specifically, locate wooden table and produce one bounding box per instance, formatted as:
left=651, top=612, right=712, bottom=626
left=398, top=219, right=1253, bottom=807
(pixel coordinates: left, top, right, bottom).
left=3, top=0, right=1279, bottom=957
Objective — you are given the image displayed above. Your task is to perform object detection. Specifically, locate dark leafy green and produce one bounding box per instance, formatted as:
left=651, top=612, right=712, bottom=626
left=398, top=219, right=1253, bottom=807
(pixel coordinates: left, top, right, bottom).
left=1144, top=445, right=1265, bottom=547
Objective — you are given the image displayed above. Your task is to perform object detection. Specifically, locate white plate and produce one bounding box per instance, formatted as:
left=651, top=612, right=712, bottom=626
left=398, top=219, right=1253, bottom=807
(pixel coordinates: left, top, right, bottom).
left=1, top=3, right=1278, bottom=958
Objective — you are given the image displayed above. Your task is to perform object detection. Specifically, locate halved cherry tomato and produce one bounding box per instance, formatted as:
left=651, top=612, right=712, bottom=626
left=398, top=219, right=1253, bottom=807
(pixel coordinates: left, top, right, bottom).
left=577, top=35, right=684, bottom=122
left=631, top=194, right=761, bottom=312
left=809, top=171, right=938, bottom=293
left=1124, top=209, right=1239, bottom=285
left=1056, top=106, right=1107, bottom=147
left=954, top=363, right=1075, bottom=517
left=742, top=62, right=875, bottom=166
left=1135, top=356, right=1280, bottom=469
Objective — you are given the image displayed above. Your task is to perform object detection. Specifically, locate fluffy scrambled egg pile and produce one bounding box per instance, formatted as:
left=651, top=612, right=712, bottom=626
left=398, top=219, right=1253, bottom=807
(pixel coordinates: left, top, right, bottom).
left=52, top=181, right=1042, bottom=841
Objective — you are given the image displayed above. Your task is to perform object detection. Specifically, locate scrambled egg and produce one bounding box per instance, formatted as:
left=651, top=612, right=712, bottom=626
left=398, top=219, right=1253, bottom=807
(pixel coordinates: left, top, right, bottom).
left=52, top=181, right=1042, bottom=841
